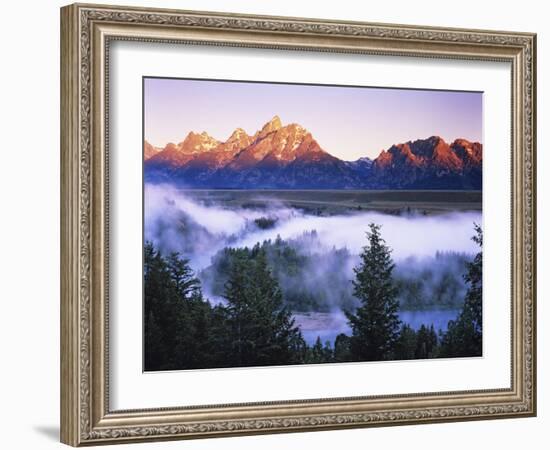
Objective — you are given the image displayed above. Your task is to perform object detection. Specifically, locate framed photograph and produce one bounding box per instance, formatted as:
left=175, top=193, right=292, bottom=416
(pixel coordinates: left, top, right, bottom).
left=60, top=3, right=537, bottom=446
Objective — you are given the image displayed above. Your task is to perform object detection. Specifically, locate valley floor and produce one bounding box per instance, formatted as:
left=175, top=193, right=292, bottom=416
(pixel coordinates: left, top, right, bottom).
left=178, top=189, right=482, bottom=215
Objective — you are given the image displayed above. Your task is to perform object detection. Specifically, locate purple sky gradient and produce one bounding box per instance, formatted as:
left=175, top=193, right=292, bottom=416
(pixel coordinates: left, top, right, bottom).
left=144, top=77, right=482, bottom=161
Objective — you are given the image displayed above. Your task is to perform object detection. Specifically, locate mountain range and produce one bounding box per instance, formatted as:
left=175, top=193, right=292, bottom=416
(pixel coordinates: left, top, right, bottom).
left=144, top=116, right=482, bottom=190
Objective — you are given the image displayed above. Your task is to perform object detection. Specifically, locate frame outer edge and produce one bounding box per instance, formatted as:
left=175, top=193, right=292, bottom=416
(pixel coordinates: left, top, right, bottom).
left=528, top=33, right=536, bottom=417
left=61, top=2, right=537, bottom=445
left=61, top=3, right=81, bottom=447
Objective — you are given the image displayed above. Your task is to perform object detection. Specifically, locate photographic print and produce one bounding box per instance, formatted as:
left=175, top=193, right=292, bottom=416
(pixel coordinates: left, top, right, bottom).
left=143, top=77, right=483, bottom=372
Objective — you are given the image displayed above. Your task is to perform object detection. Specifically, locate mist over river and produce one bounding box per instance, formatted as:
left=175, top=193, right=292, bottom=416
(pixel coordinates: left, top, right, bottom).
left=144, top=183, right=481, bottom=346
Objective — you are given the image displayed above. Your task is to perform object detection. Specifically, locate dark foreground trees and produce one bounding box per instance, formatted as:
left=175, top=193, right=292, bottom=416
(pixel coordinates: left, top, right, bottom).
left=144, top=222, right=483, bottom=370
left=144, top=242, right=215, bottom=370
left=223, top=247, right=306, bottom=367
left=144, top=242, right=307, bottom=370
left=440, top=224, right=483, bottom=357
left=343, top=223, right=482, bottom=361
left=345, top=223, right=401, bottom=361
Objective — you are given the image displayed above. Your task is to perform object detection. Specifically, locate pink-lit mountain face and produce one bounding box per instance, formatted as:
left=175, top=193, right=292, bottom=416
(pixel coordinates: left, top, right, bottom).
left=144, top=141, right=162, bottom=160
left=144, top=117, right=482, bottom=189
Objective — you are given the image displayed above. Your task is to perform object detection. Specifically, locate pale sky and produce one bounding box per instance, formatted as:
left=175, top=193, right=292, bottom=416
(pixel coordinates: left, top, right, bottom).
left=144, top=77, right=482, bottom=161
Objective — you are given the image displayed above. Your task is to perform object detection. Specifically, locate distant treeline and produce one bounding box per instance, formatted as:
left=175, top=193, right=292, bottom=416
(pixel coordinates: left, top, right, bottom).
left=201, top=230, right=470, bottom=312
left=144, top=224, right=483, bottom=371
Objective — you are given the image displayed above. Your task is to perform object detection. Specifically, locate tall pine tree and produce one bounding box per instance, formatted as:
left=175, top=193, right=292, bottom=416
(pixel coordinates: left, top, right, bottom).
left=440, top=224, right=483, bottom=357
left=333, top=333, right=352, bottom=362
left=223, top=248, right=305, bottom=367
left=394, top=324, right=417, bottom=360
left=346, top=223, right=401, bottom=361
left=144, top=242, right=217, bottom=370
left=144, top=242, right=179, bottom=370
left=166, top=252, right=201, bottom=300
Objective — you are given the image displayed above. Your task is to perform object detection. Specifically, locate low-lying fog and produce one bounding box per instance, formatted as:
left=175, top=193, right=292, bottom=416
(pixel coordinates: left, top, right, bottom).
left=145, top=184, right=482, bottom=344
left=145, top=184, right=480, bottom=264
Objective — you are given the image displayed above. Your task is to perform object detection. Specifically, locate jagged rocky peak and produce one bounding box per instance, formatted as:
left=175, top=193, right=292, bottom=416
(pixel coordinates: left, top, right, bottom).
left=144, top=117, right=482, bottom=189
left=451, top=138, right=483, bottom=164
left=405, top=135, right=443, bottom=157
left=218, top=127, right=253, bottom=153
left=452, top=138, right=473, bottom=147
left=143, top=140, right=162, bottom=160
left=258, top=120, right=322, bottom=161
left=430, top=137, right=462, bottom=169
left=373, top=148, right=393, bottom=168
left=393, top=136, right=450, bottom=159
left=228, top=127, right=249, bottom=141
left=163, top=142, right=178, bottom=152
left=388, top=142, right=417, bottom=162
left=178, top=131, right=220, bottom=153
left=258, top=115, right=283, bottom=138
left=283, top=122, right=309, bottom=140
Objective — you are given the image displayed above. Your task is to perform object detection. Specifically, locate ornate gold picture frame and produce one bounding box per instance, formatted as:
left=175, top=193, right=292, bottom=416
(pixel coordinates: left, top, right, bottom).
left=60, top=3, right=536, bottom=446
